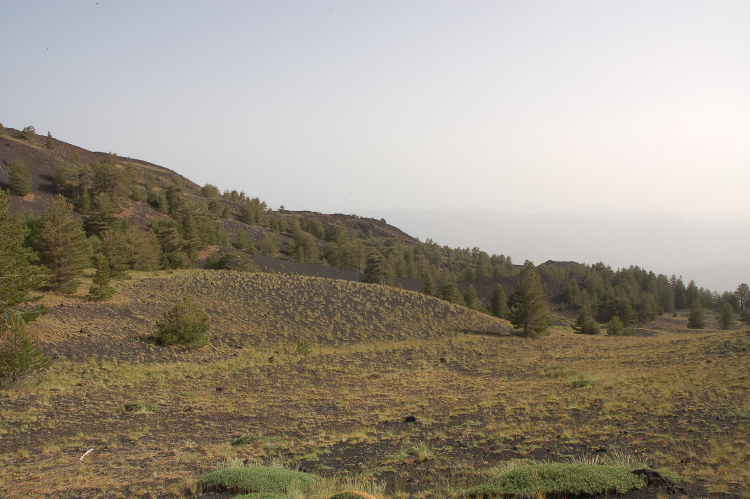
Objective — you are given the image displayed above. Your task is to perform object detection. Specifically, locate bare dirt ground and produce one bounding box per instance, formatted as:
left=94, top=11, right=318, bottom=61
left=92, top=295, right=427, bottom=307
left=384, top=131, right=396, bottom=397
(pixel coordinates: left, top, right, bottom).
left=1, top=270, right=748, bottom=498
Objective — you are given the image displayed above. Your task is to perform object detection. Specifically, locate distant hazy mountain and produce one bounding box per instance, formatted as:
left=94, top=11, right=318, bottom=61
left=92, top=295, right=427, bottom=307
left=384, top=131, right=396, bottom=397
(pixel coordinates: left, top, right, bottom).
left=358, top=208, right=750, bottom=293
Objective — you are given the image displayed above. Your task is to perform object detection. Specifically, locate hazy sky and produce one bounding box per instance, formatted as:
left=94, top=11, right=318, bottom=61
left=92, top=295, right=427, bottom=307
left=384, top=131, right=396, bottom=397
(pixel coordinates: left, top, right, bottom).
left=2, top=1, right=749, bottom=222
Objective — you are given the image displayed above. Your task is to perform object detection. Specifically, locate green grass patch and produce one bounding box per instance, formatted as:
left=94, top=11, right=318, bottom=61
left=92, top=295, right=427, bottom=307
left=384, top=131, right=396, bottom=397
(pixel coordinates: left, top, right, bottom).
left=123, top=401, right=157, bottom=413
left=467, top=463, right=646, bottom=498
left=199, top=465, right=318, bottom=495
left=233, top=494, right=294, bottom=499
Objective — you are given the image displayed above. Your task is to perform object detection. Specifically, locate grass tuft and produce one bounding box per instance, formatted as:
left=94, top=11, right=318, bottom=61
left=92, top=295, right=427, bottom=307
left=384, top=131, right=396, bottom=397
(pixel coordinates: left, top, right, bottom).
left=199, top=465, right=318, bottom=495
left=467, top=463, right=646, bottom=498
left=123, top=401, right=157, bottom=413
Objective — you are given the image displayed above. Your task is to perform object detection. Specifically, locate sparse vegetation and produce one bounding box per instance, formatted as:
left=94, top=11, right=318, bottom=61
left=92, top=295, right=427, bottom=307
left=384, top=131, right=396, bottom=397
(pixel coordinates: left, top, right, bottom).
left=0, top=124, right=748, bottom=498
left=20, top=125, right=36, bottom=140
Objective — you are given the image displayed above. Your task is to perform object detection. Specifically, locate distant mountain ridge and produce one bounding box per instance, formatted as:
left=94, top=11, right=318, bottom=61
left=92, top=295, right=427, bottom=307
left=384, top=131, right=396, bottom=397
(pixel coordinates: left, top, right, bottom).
left=361, top=208, right=750, bottom=292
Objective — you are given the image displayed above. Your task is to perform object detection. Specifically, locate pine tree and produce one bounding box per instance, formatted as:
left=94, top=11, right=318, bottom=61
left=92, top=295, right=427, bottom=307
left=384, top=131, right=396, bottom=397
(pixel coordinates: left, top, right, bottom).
left=423, top=276, right=436, bottom=296
left=563, top=280, right=580, bottom=305
left=8, top=160, right=32, bottom=197
left=152, top=221, right=187, bottom=269
left=687, top=300, right=705, bottom=329
left=439, top=281, right=464, bottom=305
left=361, top=251, right=391, bottom=285
left=685, top=280, right=699, bottom=308
left=45, top=131, right=55, bottom=150
left=719, top=302, right=735, bottom=330
left=491, top=284, right=509, bottom=318
left=29, top=195, right=91, bottom=293
left=572, top=307, right=601, bottom=335
left=606, top=316, right=635, bottom=336
left=735, top=283, right=749, bottom=311
left=0, top=191, right=45, bottom=320
left=259, top=232, right=279, bottom=257
left=509, top=261, right=549, bottom=337
left=88, top=253, right=115, bottom=301
left=100, top=229, right=130, bottom=278
left=123, top=226, right=161, bottom=271
left=463, top=284, right=483, bottom=310
left=0, top=313, right=50, bottom=388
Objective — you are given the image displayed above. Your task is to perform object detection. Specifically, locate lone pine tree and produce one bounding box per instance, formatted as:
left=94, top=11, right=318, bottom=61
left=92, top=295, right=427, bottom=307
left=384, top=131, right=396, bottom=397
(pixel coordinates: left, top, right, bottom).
left=8, top=160, right=32, bottom=197
left=509, top=261, right=549, bottom=337
left=361, top=251, right=391, bottom=285
left=687, top=300, right=705, bottom=329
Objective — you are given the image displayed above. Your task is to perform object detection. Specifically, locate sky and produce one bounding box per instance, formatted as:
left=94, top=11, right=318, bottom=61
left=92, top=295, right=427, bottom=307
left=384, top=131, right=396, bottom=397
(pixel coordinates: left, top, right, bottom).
left=2, top=1, right=749, bottom=223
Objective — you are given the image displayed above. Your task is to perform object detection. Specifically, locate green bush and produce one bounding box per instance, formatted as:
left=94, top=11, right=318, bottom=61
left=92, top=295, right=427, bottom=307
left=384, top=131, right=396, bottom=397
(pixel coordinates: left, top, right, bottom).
left=296, top=337, right=312, bottom=356
left=199, top=466, right=317, bottom=495
left=0, top=313, right=50, bottom=388
left=467, top=463, right=646, bottom=498
left=88, top=253, right=116, bottom=301
left=204, top=251, right=258, bottom=272
left=155, top=298, right=209, bottom=347
left=20, top=125, right=36, bottom=140
left=606, top=316, right=636, bottom=336
left=572, top=307, right=601, bottom=335
left=719, top=302, right=735, bottom=330
left=8, top=160, right=33, bottom=196
left=687, top=301, right=705, bottom=329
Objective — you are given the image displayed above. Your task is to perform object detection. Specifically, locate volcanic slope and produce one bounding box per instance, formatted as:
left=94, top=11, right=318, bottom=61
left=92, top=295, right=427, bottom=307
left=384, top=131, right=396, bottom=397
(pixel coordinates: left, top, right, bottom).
left=1, top=272, right=749, bottom=498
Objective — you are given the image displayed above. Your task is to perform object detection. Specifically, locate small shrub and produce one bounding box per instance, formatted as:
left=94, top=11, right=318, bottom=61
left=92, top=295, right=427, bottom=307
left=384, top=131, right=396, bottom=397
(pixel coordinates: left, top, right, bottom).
left=205, top=251, right=258, bottom=272
left=467, top=463, right=647, bottom=498
left=20, top=125, right=36, bottom=140
left=606, top=316, right=636, bottom=336
left=123, top=401, right=157, bottom=413
left=231, top=434, right=263, bottom=446
left=155, top=298, right=210, bottom=347
left=0, top=313, right=50, bottom=388
left=572, top=307, right=601, bottom=335
left=330, top=491, right=379, bottom=499
left=566, top=376, right=594, bottom=388
left=542, top=364, right=571, bottom=379
left=296, top=337, right=312, bottom=356
left=88, top=253, right=116, bottom=301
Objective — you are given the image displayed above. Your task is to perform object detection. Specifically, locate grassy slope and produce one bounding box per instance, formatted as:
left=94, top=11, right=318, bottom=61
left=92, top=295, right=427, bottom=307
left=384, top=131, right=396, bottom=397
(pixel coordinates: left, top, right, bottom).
left=0, top=269, right=748, bottom=498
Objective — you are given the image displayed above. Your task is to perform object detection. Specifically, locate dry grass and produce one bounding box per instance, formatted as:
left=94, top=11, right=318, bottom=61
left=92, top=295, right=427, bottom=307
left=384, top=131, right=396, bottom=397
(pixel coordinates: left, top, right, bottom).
left=0, top=270, right=748, bottom=497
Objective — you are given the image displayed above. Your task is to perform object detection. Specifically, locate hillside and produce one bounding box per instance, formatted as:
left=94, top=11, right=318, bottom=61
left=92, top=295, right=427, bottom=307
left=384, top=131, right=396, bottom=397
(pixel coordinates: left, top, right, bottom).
left=4, top=124, right=741, bottom=324
left=1, top=124, right=749, bottom=498
left=34, top=270, right=509, bottom=363
left=0, top=270, right=747, bottom=497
